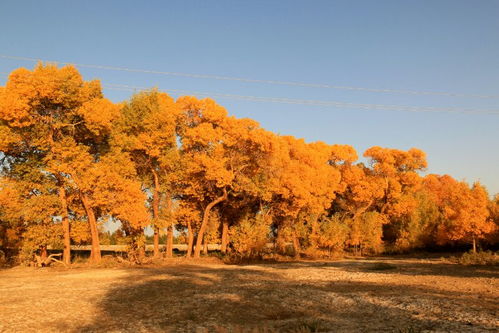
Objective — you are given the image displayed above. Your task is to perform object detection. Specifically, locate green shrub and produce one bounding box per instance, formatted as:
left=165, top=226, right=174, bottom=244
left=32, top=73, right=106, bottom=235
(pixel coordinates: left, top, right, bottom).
left=19, top=224, right=63, bottom=265
left=315, top=215, right=349, bottom=253
left=229, top=215, right=270, bottom=258
left=457, top=251, right=498, bottom=266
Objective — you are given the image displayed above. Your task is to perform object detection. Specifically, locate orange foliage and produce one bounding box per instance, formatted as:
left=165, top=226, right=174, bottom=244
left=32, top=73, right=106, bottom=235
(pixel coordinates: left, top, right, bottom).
left=424, top=175, right=495, bottom=250
left=0, top=64, right=498, bottom=264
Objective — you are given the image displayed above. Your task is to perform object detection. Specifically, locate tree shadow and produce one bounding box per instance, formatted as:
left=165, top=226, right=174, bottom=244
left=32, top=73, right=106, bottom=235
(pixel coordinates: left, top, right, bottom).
left=263, top=259, right=499, bottom=279
left=70, top=262, right=498, bottom=332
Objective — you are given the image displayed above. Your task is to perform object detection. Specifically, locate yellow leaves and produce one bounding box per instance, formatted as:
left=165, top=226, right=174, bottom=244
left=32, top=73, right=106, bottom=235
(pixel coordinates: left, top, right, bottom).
left=423, top=175, right=495, bottom=244
left=6, top=64, right=85, bottom=109
left=361, top=146, right=427, bottom=222
left=117, top=90, right=179, bottom=168
left=407, top=148, right=428, bottom=170
left=341, top=164, right=383, bottom=203
left=0, top=78, right=33, bottom=127
left=70, top=221, right=92, bottom=244
left=229, top=215, right=270, bottom=256
left=77, top=149, right=149, bottom=228
left=174, top=201, right=201, bottom=227
left=78, top=98, right=120, bottom=136
left=45, top=137, right=92, bottom=176
left=388, top=194, right=418, bottom=218
left=78, top=79, right=103, bottom=101
left=183, top=122, right=220, bottom=149
left=0, top=179, right=23, bottom=221
left=265, top=135, right=343, bottom=218
left=0, top=64, right=110, bottom=133
left=365, top=146, right=427, bottom=176
left=0, top=125, right=23, bottom=152
left=178, top=95, right=270, bottom=208
left=177, top=96, right=228, bottom=131
left=2, top=64, right=498, bottom=257
left=191, top=151, right=234, bottom=187
left=330, top=144, right=358, bottom=164
left=345, top=212, right=386, bottom=253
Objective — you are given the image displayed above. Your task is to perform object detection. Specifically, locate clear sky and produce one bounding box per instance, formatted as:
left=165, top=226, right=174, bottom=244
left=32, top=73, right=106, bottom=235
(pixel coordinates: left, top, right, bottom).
left=1, top=0, right=498, bottom=194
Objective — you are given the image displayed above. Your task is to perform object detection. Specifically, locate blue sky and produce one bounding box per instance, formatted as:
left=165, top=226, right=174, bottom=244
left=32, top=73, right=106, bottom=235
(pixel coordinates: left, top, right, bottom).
left=1, top=0, right=498, bottom=194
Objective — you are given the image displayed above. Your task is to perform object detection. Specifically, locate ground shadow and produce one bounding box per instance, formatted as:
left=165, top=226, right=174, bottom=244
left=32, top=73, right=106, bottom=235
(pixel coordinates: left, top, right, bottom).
left=70, top=261, right=498, bottom=332
left=261, top=258, right=499, bottom=279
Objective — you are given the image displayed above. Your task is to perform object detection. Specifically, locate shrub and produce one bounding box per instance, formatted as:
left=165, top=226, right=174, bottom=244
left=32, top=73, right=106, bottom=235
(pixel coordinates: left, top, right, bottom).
left=315, top=215, right=348, bottom=253
left=19, top=223, right=63, bottom=265
left=347, top=212, right=386, bottom=255
left=456, top=251, right=499, bottom=266
left=229, top=215, right=270, bottom=258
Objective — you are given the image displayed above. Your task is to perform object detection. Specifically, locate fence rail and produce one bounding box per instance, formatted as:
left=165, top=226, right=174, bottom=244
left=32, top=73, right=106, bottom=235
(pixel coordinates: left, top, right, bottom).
left=47, top=244, right=222, bottom=252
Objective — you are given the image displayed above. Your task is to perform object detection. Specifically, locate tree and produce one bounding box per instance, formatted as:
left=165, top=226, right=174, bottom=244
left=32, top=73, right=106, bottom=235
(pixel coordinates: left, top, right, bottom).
left=0, top=64, right=110, bottom=263
left=314, top=215, right=349, bottom=255
left=487, top=194, right=499, bottom=245
left=261, top=137, right=343, bottom=255
left=424, top=175, right=495, bottom=252
left=176, top=96, right=269, bottom=258
left=363, top=146, right=427, bottom=246
left=114, top=90, right=180, bottom=258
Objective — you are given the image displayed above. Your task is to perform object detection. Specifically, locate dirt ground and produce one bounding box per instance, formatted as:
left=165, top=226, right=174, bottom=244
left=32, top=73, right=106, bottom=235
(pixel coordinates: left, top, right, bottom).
left=0, top=257, right=497, bottom=333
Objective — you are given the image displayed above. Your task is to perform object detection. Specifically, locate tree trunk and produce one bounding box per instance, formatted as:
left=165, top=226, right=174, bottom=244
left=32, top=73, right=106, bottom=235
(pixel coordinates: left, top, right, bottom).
left=152, top=169, right=161, bottom=258
left=80, top=192, right=101, bottom=263
left=40, top=245, right=48, bottom=262
left=194, top=189, right=228, bottom=258
left=380, top=178, right=390, bottom=215
left=309, top=215, right=319, bottom=248
left=186, top=221, right=194, bottom=258
left=153, top=226, right=160, bottom=258
left=472, top=235, right=477, bottom=253
left=165, top=222, right=174, bottom=257
left=276, top=224, right=284, bottom=254
left=221, top=221, right=229, bottom=254
left=292, top=231, right=300, bottom=257
left=138, top=239, right=146, bottom=260
left=58, top=182, right=71, bottom=265
left=203, top=236, right=208, bottom=256
left=164, top=195, right=173, bottom=258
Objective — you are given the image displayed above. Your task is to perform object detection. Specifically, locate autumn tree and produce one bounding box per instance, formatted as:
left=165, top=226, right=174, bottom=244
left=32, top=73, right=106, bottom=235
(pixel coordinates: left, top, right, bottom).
left=176, top=96, right=270, bottom=258
left=261, top=137, right=343, bottom=255
left=173, top=199, right=201, bottom=258
left=48, top=140, right=149, bottom=261
left=114, top=90, right=180, bottom=258
left=363, top=146, right=427, bottom=246
left=0, top=64, right=110, bottom=263
left=486, top=194, right=499, bottom=245
left=2, top=64, right=497, bottom=263
left=0, top=64, right=149, bottom=263
left=424, top=175, right=495, bottom=252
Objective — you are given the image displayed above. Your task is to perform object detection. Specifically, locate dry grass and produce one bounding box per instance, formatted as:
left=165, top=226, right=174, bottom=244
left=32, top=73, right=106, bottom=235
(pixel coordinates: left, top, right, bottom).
left=0, top=257, right=498, bottom=332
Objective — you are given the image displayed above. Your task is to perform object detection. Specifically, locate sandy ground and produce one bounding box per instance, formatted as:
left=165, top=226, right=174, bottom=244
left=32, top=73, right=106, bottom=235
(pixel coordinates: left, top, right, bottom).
left=0, top=258, right=497, bottom=332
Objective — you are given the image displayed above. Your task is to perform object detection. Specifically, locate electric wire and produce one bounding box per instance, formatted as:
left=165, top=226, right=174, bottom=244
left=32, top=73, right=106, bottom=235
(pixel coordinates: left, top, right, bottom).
left=1, top=54, right=498, bottom=99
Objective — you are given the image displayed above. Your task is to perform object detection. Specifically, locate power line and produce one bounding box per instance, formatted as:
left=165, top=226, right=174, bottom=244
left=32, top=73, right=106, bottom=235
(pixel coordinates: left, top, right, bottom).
left=1, top=73, right=497, bottom=115
left=102, top=83, right=499, bottom=115
left=1, top=54, right=498, bottom=99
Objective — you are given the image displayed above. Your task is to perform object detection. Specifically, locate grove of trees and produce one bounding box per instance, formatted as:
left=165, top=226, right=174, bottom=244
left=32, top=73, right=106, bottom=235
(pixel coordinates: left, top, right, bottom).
left=0, top=64, right=497, bottom=264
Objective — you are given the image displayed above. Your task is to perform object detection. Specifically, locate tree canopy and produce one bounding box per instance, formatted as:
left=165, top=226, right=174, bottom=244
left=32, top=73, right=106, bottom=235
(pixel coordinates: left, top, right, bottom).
left=0, top=64, right=497, bottom=264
